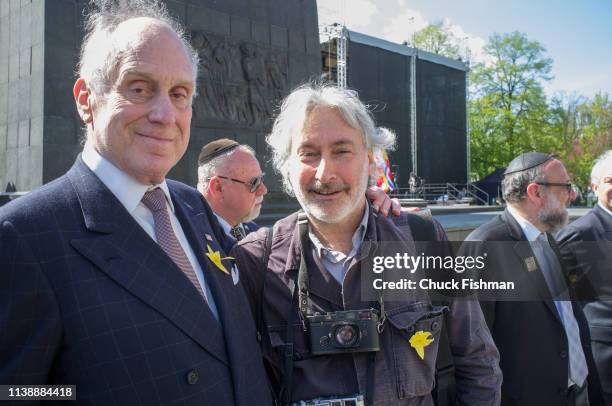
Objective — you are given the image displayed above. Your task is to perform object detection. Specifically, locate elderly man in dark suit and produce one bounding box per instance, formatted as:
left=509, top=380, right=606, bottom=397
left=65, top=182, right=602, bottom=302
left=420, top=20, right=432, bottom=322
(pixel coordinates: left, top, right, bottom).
left=557, top=150, right=612, bottom=405
left=0, top=1, right=272, bottom=405
left=463, top=152, right=603, bottom=406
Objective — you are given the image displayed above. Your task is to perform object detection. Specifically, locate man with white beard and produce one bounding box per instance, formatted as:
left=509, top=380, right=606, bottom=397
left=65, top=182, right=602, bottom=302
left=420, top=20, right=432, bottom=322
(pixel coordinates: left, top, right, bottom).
left=197, top=139, right=268, bottom=241
left=463, top=152, right=604, bottom=405
left=230, top=83, right=502, bottom=405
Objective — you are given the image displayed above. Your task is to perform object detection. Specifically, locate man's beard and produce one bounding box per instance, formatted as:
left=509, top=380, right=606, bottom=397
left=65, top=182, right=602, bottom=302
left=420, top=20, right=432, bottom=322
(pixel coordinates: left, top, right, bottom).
left=292, top=164, right=370, bottom=224
left=243, top=200, right=262, bottom=223
left=538, top=192, right=569, bottom=233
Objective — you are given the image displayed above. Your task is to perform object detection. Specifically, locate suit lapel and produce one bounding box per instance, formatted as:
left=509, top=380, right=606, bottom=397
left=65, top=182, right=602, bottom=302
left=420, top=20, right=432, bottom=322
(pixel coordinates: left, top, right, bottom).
left=594, top=205, right=612, bottom=235
left=171, top=190, right=265, bottom=387
left=502, top=210, right=561, bottom=321
left=67, top=158, right=228, bottom=365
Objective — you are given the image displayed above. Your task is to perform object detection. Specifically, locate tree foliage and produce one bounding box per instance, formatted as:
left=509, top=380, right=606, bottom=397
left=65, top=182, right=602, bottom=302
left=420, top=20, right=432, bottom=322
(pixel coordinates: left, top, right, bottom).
left=409, top=21, right=461, bottom=59
left=469, top=32, right=554, bottom=179
left=406, top=26, right=609, bottom=195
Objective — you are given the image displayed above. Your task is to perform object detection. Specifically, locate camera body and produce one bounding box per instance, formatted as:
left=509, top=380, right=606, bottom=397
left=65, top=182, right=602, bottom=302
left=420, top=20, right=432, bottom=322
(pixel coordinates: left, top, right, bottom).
left=307, top=309, right=380, bottom=355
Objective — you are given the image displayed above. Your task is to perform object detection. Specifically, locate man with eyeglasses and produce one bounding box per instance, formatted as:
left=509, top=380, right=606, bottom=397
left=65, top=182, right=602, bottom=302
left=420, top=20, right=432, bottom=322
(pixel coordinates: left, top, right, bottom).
left=557, top=150, right=612, bottom=405
left=461, top=152, right=604, bottom=405
left=198, top=139, right=267, bottom=241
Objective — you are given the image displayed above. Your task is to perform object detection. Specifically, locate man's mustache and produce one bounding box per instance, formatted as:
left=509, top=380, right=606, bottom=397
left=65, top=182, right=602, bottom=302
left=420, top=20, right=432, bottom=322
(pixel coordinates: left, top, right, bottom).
left=308, top=182, right=350, bottom=194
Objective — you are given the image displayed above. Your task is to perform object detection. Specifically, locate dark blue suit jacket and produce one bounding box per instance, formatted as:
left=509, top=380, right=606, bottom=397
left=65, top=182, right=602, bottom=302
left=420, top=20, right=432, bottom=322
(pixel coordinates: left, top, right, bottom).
left=465, top=210, right=604, bottom=406
left=0, top=157, right=272, bottom=405
left=243, top=221, right=259, bottom=235
left=557, top=205, right=612, bottom=400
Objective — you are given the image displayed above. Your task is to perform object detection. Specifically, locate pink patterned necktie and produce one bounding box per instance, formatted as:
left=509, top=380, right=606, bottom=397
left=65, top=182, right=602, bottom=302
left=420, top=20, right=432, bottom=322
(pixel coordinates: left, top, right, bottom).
left=141, top=188, right=206, bottom=300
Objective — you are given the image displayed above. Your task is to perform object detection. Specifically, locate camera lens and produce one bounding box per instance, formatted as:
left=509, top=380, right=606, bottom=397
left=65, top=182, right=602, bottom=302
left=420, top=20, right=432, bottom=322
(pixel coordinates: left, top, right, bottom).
left=333, top=323, right=360, bottom=347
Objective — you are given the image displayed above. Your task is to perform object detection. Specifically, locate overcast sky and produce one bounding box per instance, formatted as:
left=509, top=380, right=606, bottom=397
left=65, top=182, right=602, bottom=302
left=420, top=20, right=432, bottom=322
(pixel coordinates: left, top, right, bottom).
left=317, top=0, right=612, bottom=99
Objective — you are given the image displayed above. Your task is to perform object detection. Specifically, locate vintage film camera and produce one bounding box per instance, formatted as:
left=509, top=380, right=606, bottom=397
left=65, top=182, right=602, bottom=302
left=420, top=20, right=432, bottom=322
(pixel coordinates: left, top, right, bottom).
left=307, top=309, right=380, bottom=355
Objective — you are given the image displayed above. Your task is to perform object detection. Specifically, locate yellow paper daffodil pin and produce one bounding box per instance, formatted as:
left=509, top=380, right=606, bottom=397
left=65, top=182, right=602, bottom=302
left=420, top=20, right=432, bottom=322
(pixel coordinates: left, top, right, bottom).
left=205, top=244, right=234, bottom=275
left=409, top=331, right=434, bottom=360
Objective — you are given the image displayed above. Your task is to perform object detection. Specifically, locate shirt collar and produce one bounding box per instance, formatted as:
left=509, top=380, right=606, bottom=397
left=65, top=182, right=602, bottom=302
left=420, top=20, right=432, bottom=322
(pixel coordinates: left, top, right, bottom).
left=309, top=203, right=370, bottom=259
left=598, top=201, right=612, bottom=218
left=81, top=141, right=175, bottom=214
left=214, top=213, right=233, bottom=235
left=506, top=205, right=542, bottom=242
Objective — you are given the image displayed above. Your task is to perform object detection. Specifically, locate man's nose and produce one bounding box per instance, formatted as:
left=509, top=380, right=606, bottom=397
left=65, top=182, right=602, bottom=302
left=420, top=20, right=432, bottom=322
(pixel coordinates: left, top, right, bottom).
left=315, top=156, right=337, bottom=183
left=148, top=95, right=176, bottom=125
left=256, top=181, right=268, bottom=196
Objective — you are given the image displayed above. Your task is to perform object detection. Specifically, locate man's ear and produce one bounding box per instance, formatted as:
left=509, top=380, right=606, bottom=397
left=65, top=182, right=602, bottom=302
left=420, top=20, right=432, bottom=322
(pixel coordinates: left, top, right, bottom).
left=526, top=183, right=543, bottom=205
left=73, top=78, right=94, bottom=124
left=367, top=150, right=376, bottom=177
left=210, top=177, right=223, bottom=194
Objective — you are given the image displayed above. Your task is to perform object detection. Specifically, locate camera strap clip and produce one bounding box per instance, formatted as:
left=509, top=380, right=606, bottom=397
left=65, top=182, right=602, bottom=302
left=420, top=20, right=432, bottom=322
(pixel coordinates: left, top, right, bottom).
left=376, top=296, right=386, bottom=334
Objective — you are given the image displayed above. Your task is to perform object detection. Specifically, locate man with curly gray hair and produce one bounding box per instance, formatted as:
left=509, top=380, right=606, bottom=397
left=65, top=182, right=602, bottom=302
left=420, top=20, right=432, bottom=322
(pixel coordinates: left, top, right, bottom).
left=0, top=1, right=272, bottom=405
left=231, top=83, right=502, bottom=405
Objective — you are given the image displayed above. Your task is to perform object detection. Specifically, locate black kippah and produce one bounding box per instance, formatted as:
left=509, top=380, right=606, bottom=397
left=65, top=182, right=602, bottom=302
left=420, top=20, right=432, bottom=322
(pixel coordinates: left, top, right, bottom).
left=504, top=152, right=554, bottom=176
left=198, top=138, right=239, bottom=166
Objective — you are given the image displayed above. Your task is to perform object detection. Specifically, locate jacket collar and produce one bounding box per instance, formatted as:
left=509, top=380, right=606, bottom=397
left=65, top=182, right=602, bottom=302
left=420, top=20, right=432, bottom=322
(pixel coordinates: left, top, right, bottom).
left=67, top=157, right=230, bottom=365
left=594, top=204, right=612, bottom=231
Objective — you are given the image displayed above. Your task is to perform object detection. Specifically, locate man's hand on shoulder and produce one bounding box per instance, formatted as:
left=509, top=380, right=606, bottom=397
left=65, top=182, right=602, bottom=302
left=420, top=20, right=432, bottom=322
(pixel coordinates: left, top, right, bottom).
left=366, top=186, right=403, bottom=217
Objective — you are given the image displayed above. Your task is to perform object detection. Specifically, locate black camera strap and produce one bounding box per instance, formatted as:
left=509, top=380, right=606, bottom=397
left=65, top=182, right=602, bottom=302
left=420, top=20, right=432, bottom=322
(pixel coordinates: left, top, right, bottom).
left=279, top=213, right=379, bottom=405
left=280, top=214, right=309, bottom=405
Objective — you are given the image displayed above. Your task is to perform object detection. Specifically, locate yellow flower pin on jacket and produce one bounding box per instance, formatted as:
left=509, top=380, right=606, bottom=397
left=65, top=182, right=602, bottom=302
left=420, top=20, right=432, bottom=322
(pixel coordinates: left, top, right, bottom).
left=205, top=244, right=234, bottom=275
left=409, top=331, right=435, bottom=360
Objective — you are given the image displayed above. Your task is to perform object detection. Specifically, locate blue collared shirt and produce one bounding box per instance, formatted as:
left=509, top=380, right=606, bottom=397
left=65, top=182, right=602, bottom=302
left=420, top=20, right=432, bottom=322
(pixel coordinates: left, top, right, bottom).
left=309, top=204, right=369, bottom=285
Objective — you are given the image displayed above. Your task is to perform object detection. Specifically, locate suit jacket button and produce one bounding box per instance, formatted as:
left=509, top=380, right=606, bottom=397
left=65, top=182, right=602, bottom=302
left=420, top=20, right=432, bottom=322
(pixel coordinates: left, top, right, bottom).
left=560, top=350, right=567, bottom=359
left=187, top=370, right=199, bottom=385
left=431, top=321, right=440, bottom=331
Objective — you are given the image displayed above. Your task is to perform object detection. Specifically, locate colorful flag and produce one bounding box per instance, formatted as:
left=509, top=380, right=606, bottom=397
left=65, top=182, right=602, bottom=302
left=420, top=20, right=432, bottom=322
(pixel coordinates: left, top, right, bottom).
left=374, top=149, right=396, bottom=193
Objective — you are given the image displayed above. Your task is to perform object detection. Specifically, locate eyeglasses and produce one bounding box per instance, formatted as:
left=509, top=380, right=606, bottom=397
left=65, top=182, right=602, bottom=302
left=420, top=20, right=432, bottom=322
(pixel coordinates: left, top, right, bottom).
left=213, top=173, right=266, bottom=193
left=535, top=182, right=573, bottom=192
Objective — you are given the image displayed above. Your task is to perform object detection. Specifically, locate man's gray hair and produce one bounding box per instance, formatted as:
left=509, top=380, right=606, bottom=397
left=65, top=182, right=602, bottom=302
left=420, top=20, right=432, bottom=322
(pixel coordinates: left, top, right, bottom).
left=502, top=164, right=548, bottom=204
left=78, top=0, right=199, bottom=98
left=591, top=150, right=612, bottom=185
left=266, top=83, right=396, bottom=195
left=197, top=145, right=256, bottom=193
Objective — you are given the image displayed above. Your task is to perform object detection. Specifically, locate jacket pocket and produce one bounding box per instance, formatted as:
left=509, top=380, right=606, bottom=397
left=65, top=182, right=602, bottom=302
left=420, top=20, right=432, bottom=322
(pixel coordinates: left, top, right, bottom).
left=386, top=303, right=446, bottom=399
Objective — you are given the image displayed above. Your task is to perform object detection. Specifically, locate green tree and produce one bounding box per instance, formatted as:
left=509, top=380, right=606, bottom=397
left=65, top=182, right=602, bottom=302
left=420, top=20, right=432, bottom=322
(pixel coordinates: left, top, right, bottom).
left=469, top=32, right=554, bottom=179
left=408, top=21, right=461, bottom=59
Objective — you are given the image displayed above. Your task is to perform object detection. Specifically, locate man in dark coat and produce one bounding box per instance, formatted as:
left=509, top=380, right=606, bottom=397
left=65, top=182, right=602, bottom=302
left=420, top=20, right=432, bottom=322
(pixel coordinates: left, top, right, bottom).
left=232, top=83, right=502, bottom=405
left=464, top=152, right=604, bottom=406
left=557, top=150, right=612, bottom=405
left=197, top=139, right=266, bottom=242
left=0, top=2, right=272, bottom=404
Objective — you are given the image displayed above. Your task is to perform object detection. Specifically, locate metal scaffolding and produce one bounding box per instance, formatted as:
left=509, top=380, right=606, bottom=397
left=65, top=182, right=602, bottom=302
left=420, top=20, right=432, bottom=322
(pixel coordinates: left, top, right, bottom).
left=322, top=23, right=348, bottom=88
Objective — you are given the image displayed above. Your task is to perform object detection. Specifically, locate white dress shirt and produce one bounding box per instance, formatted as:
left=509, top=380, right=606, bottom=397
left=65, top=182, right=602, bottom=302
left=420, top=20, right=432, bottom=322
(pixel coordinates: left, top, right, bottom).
left=81, top=142, right=218, bottom=317
left=506, top=205, right=587, bottom=386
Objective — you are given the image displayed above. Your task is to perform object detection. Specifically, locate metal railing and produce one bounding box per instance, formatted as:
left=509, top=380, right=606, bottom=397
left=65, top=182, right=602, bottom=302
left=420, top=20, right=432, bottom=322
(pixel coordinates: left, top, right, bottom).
left=391, top=183, right=490, bottom=206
